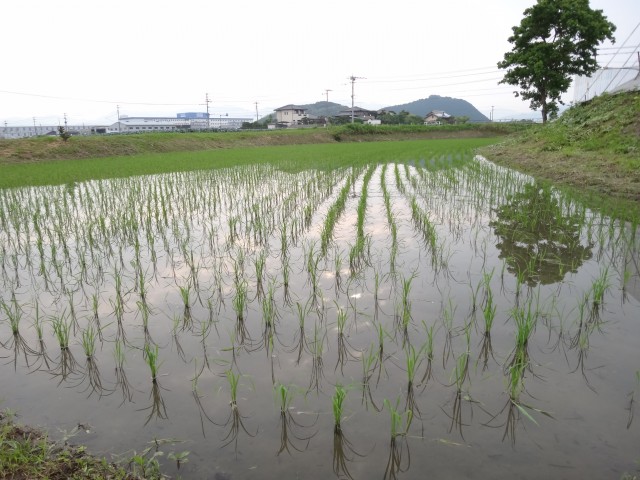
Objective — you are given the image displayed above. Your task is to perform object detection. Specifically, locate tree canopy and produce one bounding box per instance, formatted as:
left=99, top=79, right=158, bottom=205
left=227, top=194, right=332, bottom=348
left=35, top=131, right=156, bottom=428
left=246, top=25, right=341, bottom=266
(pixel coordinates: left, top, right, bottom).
left=498, top=0, right=615, bottom=123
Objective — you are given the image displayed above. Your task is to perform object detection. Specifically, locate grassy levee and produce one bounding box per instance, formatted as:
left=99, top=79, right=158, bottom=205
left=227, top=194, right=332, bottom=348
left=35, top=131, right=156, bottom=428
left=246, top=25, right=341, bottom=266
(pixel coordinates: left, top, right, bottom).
left=0, top=137, right=500, bottom=189
left=479, top=90, right=640, bottom=219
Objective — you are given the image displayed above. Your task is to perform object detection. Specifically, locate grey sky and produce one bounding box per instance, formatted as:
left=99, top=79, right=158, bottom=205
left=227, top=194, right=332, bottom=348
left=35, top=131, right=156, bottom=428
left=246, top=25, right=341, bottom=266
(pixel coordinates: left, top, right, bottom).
left=1, top=0, right=638, bottom=125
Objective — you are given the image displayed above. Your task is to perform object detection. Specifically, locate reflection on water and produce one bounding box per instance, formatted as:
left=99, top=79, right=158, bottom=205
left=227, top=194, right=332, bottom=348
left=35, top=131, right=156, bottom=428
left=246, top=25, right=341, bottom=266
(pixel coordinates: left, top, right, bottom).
left=490, top=182, right=593, bottom=286
left=0, top=157, right=639, bottom=479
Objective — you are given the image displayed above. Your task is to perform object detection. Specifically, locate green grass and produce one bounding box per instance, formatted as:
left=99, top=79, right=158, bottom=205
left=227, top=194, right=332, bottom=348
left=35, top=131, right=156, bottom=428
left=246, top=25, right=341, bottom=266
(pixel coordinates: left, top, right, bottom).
left=479, top=90, right=640, bottom=217
left=0, top=138, right=499, bottom=189
left=0, top=409, right=151, bottom=479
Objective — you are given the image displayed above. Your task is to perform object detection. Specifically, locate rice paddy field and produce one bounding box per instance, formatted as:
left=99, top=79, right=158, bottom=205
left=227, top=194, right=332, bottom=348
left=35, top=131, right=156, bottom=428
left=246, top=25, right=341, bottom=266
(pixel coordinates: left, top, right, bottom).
left=1, top=139, right=639, bottom=479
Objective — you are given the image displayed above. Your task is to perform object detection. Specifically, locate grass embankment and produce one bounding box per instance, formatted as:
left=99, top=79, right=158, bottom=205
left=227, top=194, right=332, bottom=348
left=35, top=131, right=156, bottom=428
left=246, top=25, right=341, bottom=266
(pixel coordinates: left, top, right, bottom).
left=479, top=90, right=640, bottom=217
left=0, top=122, right=516, bottom=165
left=0, top=137, right=499, bottom=189
left=0, top=410, right=146, bottom=479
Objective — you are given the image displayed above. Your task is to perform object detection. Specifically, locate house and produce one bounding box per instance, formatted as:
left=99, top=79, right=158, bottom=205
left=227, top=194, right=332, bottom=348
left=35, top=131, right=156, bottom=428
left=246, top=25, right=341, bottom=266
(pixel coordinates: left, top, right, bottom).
left=274, top=105, right=309, bottom=126
left=336, top=106, right=377, bottom=121
left=424, top=110, right=453, bottom=125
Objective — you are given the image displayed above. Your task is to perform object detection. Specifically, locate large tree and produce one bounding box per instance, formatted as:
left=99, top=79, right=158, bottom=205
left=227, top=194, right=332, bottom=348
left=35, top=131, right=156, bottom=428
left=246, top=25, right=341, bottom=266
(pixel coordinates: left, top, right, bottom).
left=498, top=0, right=615, bottom=123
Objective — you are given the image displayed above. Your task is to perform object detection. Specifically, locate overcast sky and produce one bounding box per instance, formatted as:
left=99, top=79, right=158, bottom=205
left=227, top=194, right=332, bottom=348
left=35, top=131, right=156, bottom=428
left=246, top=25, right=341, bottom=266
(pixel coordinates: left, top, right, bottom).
left=1, top=0, right=638, bottom=125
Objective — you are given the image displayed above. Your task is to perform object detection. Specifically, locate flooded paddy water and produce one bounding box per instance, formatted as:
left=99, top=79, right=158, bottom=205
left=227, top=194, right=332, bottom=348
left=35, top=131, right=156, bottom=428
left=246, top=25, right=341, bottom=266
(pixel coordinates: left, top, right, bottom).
left=0, top=151, right=639, bottom=479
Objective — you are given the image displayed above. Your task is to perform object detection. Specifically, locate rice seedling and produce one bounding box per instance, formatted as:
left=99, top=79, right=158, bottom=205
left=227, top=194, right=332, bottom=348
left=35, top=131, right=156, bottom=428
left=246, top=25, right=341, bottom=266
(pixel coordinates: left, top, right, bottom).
left=332, top=423, right=363, bottom=480
left=397, top=274, right=415, bottom=340
left=51, top=313, right=72, bottom=351
left=308, top=322, right=327, bottom=393
left=112, top=339, right=133, bottom=405
left=320, top=174, right=354, bottom=256
left=383, top=432, right=411, bottom=480
left=144, top=343, right=160, bottom=383
left=332, top=384, right=348, bottom=433
left=441, top=298, right=456, bottom=368
left=80, top=325, right=97, bottom=358
left=334, top=303, right=359, bottom=374
left=178, top=283, right=193, bottom=325
left=402, top=342, right=426, bottom=417
left=590, top=266, right=610, bottom=310
left=232, top=279, right=248, bottom=324
left=141, top=378, right=169, bottom=426
left=1, top=298, right=37, bottom=368
left=419, top=321, right=435, bottom=386
left=627, top=370, right=639, bottom=429
left=253, top=251, right=267, bottom=298
left=226, top=369, right=241, bottom=408
left=275, top=387, right=318, bottom=456
left=219, top=371, right=257, bottom=456
left=383, top=398, right=413, bottom=438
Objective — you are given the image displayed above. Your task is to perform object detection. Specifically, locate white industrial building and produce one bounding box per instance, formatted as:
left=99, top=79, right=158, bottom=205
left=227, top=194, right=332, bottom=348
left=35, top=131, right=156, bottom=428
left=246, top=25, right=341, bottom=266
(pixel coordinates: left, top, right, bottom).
left=1, top=113, right=253, bottom=139
left=106, top=114, right=252, bottom=133
left=1, top=124, right=93, bottom=139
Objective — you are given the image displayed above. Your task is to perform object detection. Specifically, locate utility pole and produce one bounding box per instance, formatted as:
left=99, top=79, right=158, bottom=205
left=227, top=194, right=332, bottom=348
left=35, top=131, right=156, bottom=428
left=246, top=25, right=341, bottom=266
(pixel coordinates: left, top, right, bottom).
left=254, top=102, right=259, bottom=122
left=117, top=105, right=121, bottom=133
left=323, top=89, right=332, bottom=102
left=491, top=106, right=494, bottom=122
left=348, top=75, right=365, bottom=123
left=64, top=113, right=68, bottom=129
left=33, top=117, right=37, bottom=136
left=205, top=93, right=211, bottom=129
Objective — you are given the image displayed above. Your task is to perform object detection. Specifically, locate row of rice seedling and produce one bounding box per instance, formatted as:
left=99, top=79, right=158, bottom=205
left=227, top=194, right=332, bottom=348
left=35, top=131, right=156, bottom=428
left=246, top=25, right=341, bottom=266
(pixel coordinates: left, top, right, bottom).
left=1, top=143, right=639, bottom=478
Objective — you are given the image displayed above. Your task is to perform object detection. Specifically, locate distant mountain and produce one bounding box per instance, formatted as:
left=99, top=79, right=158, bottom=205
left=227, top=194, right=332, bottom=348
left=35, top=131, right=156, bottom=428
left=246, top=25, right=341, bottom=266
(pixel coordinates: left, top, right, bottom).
left=296, top=101, right=349, bottom=117
left=383, top=95, right=490, bottom=122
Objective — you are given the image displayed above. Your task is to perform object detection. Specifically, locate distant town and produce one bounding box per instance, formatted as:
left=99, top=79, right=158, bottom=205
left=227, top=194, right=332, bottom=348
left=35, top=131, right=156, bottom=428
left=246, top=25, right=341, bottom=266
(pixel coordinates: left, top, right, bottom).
left=1, top=102, right=479, bottom=140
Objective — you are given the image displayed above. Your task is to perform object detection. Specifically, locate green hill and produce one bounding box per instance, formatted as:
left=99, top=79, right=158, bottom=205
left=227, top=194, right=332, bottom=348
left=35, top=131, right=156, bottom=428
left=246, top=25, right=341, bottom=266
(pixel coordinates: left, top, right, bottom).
left=383, top=95, right=490, bottom=122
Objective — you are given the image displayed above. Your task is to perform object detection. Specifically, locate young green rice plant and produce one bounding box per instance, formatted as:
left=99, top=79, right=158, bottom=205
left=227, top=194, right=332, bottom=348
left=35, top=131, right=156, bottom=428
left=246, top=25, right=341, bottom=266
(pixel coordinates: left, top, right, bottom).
left=308, top=322, right=327, bottom=393
left=383, top=398, right=413, bottom=438
left=334, top=303, right=358, bottom=374
left=144, top=343, right=160, bottom=383
left=30, top=301, right=51, bottom=364
left=281, top=255, right=291, bottom=303
left=627, top=370, right=640, bottom=429
left=178, top=283, right=193, bottom=324
left=482, top=287, right=496, bottom=334
left=254, top=250, right=267, bottom=298
left=1, top=297, right=22, bottom=336
left=360, top=344, right=382, bottom=411
left=232, top=280, right=248, bottom=324
left=226, top=369, right=241, bottom=409
left=274, top=382, right=317, bottom=456
left=113, top=339, right=133, bottom=404
left=220, top=384, right=257, bottom=455
left=80, top=325, right=98, bottom=358
left=399, top=274, right=414, bottom=332
left=51, top=313, right=72, bottom=350
left=279, top=222, right=289, bottom=258
left=590, top=266, right=610, bottom=311
left=441, top=298, right=456, bottom=368
left=287, top=301, right=310, bottom=364
left=419, top=321, right=435, bottom=386
left=2, top=297, right=38, bottom=366
left=320, top=174, right=353, bottom=256
left=262, top=285, right=278, bottom=356
left=332, top=384, right=348, bottom=433
left=505, top=300, right=538, bottom=401
left=90, top=292, right=100, bottom=322
left=451, top=351, right=470, bottom=393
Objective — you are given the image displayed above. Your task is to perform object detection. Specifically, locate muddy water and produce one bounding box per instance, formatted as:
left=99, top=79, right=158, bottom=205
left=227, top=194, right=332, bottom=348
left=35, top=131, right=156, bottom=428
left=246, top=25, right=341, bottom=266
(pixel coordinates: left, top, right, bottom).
left=0, top=157, right=639, bottom=479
